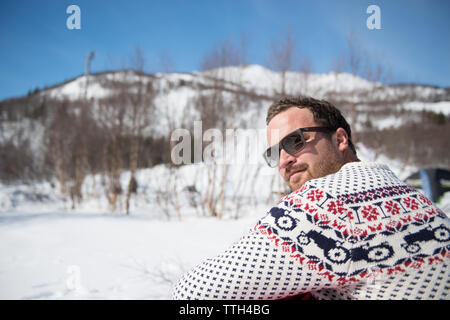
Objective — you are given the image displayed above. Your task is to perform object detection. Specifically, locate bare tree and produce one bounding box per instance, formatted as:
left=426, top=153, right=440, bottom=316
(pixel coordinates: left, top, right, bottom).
left=342, top=30, right=394, bottom=151
left=46, top=100, right=76, bottom=198
left=95, top=47, right=156, bottom=214
left=298, top=56, right=313, bottom=95
left=364, top=52, right=392, bottom=85
left=331, top=56, right=345, bottom=92
left=267, top=27, right=296, bottom=96
left=344, top=29, right=366, bottom=144
left=124, top=47, right=155, bottom=214
left=43, top=99, right=94, bottom=209
left=70, top=101, right=91, bottom=209
left=97, top=93, right=126, bottom=212
left=156, top=49, right=183, bottom=220
left=195, top=37, right=248, bottom=219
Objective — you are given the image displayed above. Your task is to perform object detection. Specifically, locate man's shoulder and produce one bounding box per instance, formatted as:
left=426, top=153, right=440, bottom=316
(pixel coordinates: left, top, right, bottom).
left=292, top=161, right=403, bottom=198
left=273, top=160, right=443, bottom=227
left=272, top=161, right=446, bottom=240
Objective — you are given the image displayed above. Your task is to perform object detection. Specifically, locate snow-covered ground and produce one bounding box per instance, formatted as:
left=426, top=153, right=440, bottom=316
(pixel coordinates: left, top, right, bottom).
left=2, top=63, right=448, bottom=300
left=0, top=162, right=274, bottom=300
left=0, top=210, right=259, bottom=299
left=1, top=144, right=449, bottom=300
left=400, top=101, right=450, bottom=116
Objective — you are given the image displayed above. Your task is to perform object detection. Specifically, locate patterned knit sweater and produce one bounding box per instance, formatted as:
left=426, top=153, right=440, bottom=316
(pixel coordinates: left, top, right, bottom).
left=172, top=162, right=450, bottom=300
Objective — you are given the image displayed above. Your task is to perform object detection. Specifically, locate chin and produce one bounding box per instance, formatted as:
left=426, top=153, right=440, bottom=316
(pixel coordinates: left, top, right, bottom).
left=288, top=180, right=305, bottom=192
left=289, top=173, right=315, bottom=191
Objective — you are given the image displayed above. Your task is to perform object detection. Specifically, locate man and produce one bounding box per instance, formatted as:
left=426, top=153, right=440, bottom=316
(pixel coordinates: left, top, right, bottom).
left=172, top=96, right=449, bottom=300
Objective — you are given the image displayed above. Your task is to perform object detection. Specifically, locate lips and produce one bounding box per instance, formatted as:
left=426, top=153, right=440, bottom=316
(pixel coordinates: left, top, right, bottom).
left=288, top=168, right=306, bottom=180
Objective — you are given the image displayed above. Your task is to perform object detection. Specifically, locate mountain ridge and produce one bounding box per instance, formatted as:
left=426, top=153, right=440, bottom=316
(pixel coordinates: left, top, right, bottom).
left=3, top=64, right=448, bottom=104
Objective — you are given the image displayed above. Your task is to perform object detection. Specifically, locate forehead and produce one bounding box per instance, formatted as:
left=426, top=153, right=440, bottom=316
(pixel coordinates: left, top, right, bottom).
left=267, top=107, right=317, bottom=144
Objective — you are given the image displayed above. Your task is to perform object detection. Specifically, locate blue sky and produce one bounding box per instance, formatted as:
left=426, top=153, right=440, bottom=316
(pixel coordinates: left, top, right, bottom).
left=0, top=0, right=449, bottom=100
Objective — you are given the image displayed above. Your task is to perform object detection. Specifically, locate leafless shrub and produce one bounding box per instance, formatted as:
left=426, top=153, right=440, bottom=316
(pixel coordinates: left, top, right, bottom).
left=359, top=112, right=450, bottom=169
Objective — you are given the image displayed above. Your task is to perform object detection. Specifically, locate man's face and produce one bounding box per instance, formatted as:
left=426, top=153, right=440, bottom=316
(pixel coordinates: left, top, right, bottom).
left=267, top=107, right=345, bottom=191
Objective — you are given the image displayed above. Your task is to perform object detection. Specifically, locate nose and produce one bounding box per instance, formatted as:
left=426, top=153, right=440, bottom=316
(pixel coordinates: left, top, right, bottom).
left=279, top=148, right=297, bottom=170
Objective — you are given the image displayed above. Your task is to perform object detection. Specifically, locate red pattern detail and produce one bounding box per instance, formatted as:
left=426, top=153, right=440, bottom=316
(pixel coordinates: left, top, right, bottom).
left=418, top=194, right=432, bottom=206
left=327, top=200, right=348, bottom=216
left=368, top=223, right=383, bottom=232
left=387, top=266, right=406, bottom=275
left=281, top=242, right=291, bottom=252
left=290, top=254, right=305, bottom=265
left=346, top=211, right=354, bottom=221
left=428, top=256, right=443, bottom=265
left=361, top=205, right=380, bottom=222
left=286, top=187, right=439, bottom=238
left=350, top=226, right=368, bottom=238
left=336, top=277, right=359, bottom=286
left=384, top=200, right=401, bottom=215
left=268, top=235, right=280, bottom=246
left=403, top=197, right=420, bottom=210
left=413, top=212, right=428, bottom=222
left=306, top=189, right=324, bottom=202
left=299, top=184, right=308, bottom=193
left=332, top=220, right=346, bottom=231
left=303, top=203, right=317, bottom=214
left=254, top=223, right=449, bottom=287
left=314, top=213, right=331, bottom=225
left=359, top=268, right=384, bottom=280
left=292, top=198, right=303, bottom=207
left=400, top=215, right=412, bottom=224
left=385, top=219, right=402, bottom=231
left=318, top=271, right=335, bottom=282
left=411, top=261, right=424, bottom=269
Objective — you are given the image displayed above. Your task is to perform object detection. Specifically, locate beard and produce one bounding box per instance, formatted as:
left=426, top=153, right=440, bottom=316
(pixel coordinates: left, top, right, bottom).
left=284, top=150, right=344, bottom=192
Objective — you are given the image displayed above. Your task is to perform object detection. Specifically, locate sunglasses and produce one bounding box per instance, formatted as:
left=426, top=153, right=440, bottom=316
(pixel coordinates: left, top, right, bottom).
left=263, top=127, right=333, bottom=167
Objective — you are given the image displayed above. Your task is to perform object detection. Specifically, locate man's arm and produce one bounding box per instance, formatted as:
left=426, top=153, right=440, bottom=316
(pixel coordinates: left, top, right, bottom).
left=171, top=204, right=342, bottom=300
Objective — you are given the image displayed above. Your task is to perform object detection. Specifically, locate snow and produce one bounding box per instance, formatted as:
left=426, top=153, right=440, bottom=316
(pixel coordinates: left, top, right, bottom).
left=1, top=64, right=449, bottom=299
left=1, top=148, right=449, bottom=299
left=0, top=162, right=275, bottom=300
left=45, top=76, right=110, bottom=101
left=39, top=65, right=446, bottom=108
left=400, top=101, right=450, bottom=116
left=0, top=211, right=257, bottom=299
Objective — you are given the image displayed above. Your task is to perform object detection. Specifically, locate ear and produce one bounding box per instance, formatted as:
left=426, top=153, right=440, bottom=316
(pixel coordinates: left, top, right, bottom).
left=334, top=128, right=349, bottom=153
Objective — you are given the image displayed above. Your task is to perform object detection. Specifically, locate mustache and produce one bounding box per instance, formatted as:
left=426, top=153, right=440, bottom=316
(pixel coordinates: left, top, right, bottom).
left=285, top=164, right=308, bottom=177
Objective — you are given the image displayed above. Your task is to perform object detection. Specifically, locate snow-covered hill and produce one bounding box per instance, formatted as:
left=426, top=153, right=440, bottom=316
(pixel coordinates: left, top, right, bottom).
left=31, top=65, right=448, bottom=132
left=41, top=64, right=449, bottom=103
left=1, top=64, right=449, bottom=300
left=2, top=64, right=447, bottom=167
left=43, top=67, right=447, bottom=140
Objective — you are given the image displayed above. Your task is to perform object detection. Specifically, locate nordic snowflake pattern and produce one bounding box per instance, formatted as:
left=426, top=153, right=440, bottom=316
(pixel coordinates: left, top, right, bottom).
left=172, top=162, right=449, bottom=300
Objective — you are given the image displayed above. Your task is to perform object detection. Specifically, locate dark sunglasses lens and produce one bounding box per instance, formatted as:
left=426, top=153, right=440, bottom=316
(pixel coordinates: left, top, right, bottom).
left=283, top=132, right=305, bottom=155
left=264, top=145, right=279, bottom=167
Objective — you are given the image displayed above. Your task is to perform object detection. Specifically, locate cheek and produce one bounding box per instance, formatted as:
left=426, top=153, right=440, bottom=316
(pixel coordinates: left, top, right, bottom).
left=279, top=165, right=292, bottom=182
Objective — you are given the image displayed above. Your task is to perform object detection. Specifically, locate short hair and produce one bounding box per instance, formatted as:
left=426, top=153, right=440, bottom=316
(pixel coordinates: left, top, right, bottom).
left=266, top=96, right=357, bottom=155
